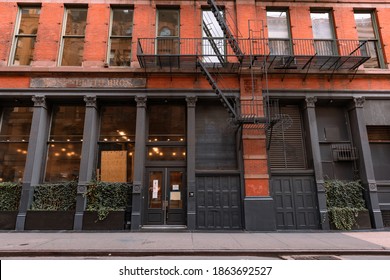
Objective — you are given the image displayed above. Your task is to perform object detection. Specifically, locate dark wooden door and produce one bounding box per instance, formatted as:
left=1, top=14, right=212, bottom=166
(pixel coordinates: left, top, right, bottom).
left=144, top=168, right=186, bottom=225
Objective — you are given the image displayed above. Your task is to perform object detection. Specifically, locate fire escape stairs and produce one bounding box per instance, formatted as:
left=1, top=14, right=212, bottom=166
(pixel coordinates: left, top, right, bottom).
left=202, top=21, right=225, bottom=65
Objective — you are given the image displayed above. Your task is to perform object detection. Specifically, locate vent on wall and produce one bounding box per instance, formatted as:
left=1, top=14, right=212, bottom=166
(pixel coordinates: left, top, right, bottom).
left=331, top=144, right=358, bottom=161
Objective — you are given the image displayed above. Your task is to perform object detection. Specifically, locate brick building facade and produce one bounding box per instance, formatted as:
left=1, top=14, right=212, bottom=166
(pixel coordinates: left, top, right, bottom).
left=0, top=0, right=389, bottom=231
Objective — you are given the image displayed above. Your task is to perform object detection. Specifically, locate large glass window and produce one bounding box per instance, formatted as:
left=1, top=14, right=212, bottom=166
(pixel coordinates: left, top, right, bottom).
left=45, top=106, right=85, bottom=182
left=310, top=11, right=336, bottom=55
left=156, top=9, right=180, bottom=55
left=108, top=8, right=133, bottom=66
left=60, top=7, right=88, bottom=66
left=202, top=10, right=225, bottom=63
left=98, top=106, right=136, bottom=182
left=0, top=107, right=33, bottom=182
left=147, top=103, right=186, bottom=162
left=267, top=10, right=291, bottom=55
left=354, top=12, right=384, bottom=68
left=10, top=7, right=40, bottom=65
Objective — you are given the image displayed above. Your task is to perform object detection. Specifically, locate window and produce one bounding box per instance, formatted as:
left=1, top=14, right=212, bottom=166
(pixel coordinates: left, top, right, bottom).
left=202, top=9, right=225, bottom=63
left=147, top=103, right=186, bottom=162
left=0, top=107, right=33, bottom=182
left=9, top=7, right=40, bottom=65
left=367, top=126, right=390, bottom=181
left=310, top=11, right=336, bottom=55
left=156, top=9, right=180, bottom=55
left=45, top=106, right=85, bottom=182
left=266, top=10, right=291, bottom=55
left=354, top=12, right=384, bottom=68
left=59, top=7, right=88, bottom=66
left=108, top=8, right=133, bottom=66
left=98, top=106, right=136, bottom=182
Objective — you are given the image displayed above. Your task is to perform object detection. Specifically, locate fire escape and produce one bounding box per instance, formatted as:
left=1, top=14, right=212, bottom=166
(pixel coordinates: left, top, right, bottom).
left=137, top=0, right=371, bottom=137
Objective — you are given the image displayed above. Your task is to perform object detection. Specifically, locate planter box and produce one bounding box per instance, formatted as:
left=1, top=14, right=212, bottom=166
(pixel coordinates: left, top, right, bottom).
left=0, top=211, right=18, bottom=230
left=82, top=211, right=125, bottom=230
left=25, top=211, right=75, bottom=230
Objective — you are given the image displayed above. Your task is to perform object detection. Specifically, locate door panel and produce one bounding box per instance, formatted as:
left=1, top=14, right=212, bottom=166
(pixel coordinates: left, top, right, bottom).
left=144, top=168, right=186, bottom=225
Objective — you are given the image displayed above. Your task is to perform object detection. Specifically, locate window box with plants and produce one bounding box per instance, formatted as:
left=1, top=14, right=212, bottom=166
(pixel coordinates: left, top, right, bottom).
left=82, top=181, right=132, bottom=230
left=25, top=181, right=77, bottom=230
left=0, top=182, right=22, bottom=230
left=325, top=180, right=371, bottom=230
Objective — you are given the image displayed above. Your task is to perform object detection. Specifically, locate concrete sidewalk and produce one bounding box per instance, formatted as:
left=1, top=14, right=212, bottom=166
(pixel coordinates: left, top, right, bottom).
left=0, top=231, right=390, bottom=257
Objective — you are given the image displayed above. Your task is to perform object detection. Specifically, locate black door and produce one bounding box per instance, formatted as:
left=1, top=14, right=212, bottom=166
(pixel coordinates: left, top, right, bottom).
left=145, top=168, right=186, bottom=225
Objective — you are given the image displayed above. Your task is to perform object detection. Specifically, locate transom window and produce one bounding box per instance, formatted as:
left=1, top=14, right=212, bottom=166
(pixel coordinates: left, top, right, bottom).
left=9, top=7, right=40, bottom=66
left=59, top=7, right=88, bottom=66
left=108, top=8, right=133, bottom=66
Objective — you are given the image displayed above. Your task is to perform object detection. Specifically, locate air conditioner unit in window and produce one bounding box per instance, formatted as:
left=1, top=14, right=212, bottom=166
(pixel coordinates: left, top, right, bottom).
left=331, top=144, right=358, bottom=161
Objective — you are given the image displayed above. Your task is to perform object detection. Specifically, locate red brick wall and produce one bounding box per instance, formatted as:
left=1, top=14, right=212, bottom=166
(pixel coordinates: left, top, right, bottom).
left=376, top=9, right=390, bottom=65
left=0, top=2, right=17, bottom=66
left=33, top=3, right=64, bottom=66
left=333, top=7, right=358, bottom=40
left=83, top=4, right=110, bottom=67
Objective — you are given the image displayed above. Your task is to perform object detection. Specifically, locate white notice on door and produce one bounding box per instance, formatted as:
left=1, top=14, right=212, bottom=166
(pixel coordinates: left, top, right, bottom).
left=152, top=180, right=159, bottom=199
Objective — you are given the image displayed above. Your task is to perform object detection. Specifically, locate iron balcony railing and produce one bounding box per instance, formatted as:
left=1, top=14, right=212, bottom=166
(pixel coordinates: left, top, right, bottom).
left=137, top=38, right=370, bottom=70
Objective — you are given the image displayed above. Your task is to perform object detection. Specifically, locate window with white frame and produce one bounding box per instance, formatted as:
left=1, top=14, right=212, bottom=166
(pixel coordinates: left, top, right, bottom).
left=9, top=6, right=40, bottom=66
left=59, top=7, right=88, bottom=66
left=108, top=8, right=133, bottom=66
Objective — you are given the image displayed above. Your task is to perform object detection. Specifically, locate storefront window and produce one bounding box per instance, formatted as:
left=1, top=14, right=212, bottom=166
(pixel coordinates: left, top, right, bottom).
left=0, top=107, right=33, bottom=182
left=98, top=106, right=136, bottom=182
left=45, top=105, right=85, bottom=182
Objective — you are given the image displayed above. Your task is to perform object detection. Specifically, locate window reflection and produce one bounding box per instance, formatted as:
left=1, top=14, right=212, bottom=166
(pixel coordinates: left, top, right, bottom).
left=45, top=106, right=85, bottom=182
left=0, top=107, right=33, bottom=182
left=109, top=8, right=133, bottom=66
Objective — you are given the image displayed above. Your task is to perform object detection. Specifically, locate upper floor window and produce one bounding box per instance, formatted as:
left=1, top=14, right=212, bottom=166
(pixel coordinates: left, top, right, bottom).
left=156, top=9, right=180, bottom=56
left=59, top=7, right=88, bottom=66
left=310, top=11, right=336, bottom=55
left=202, top=9, right=225, bottom=64
left=354, top=11, right=384, bottom=68
left=9, top=7, right=41, bottom=66
left=266, top=10, right=291, bottom=55
left=108, top=8, right=133, bottom=66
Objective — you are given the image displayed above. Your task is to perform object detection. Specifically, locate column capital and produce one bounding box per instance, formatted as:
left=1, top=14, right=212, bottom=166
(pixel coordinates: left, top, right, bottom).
left=83, top=96, right=97, bottom=108
left=305, top=96, right=317, bottom=108
left=186, top=96, right=197, bottom=107
left=32, top=96, right=46, bottom=108
left=135, top=96, right=147, bottom=108
left=353, top=96, right=365, bottom=108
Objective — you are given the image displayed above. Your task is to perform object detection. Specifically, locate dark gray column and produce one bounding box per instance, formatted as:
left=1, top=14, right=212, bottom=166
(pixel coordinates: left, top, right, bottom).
left=131, top=96, right=147, bottom=230
left=73, top=96, right=99, bottom=230
left=16, top=96, right=50, bottom=230
left=348, top=97, right=383, bottom=228
left=304, top=97, right=329, bottom=229
left=186, top=96, right=197, bottom=230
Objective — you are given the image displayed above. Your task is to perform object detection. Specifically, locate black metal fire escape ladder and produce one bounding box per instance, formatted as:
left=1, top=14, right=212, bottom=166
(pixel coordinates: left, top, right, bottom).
left=203, top=21, right=226, bottom=65
left=207, top=0, right=244, bottom=62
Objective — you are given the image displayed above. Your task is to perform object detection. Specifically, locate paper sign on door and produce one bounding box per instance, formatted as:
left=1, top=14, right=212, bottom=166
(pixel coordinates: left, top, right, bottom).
left=152, top=180, right=159, bottom=199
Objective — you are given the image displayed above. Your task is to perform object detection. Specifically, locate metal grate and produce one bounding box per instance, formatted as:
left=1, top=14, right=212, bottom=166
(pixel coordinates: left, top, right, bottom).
left=331, top=144, right=358, bottom=161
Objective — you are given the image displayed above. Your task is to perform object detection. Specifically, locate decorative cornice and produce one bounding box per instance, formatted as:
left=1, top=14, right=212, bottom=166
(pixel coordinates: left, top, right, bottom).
left=32, top=96, right=46, bottom=108
left=305, top=96, right=317, bottom=108
left=186, top=96, right=197, bottom=107
left=135, top=96, right=147, bottom=108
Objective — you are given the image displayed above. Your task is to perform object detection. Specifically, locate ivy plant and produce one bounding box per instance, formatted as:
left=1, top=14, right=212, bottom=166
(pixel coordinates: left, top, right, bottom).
left=0, top=182, right=22, bottom=211
left=84, top=181, right=132, bottom=221
left=324, top=180, right=367, bottom=230
left=31, top=181, right=77, bottom=211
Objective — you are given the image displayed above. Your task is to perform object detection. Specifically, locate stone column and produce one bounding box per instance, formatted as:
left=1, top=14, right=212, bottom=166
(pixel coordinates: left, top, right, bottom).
left=73, top=96, right=99, bottom=230
left=131, top=96, right=147, bottom=230
left=186, top=96, right=197, bottom=230
left=304, top=97, right=329, bottom=229
left=16, top=96, right=50, bottom=230
left=348, top=97, right=383, bottom=228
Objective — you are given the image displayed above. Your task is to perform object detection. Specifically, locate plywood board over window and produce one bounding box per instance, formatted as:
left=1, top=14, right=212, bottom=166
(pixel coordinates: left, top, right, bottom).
left=100, top=150, right=127, bottom=182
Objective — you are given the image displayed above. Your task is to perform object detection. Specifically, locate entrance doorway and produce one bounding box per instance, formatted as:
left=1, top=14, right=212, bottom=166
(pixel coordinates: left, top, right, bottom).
left=144, top=168, right=186, bottom=225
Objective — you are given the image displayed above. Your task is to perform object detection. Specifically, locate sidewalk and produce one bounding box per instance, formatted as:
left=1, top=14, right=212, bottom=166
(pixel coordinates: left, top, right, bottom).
left=0, top=231, right=390, bottom=257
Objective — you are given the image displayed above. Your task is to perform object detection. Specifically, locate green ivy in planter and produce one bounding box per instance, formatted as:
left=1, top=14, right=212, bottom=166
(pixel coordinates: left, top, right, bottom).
left=31, top=181, right=77, bottom=211
left=85, top=181, right=132, bottom=221
left=0, top=182, right=22, bottom=211
left=324, top=180, right=367, bottom=230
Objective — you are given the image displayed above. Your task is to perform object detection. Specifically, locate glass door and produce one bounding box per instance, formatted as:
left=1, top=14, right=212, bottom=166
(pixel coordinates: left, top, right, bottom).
left=145, top=168, right=186, bottom=225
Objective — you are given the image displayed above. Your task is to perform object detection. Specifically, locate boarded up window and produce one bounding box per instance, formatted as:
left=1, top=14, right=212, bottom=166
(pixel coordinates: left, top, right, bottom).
left=269, top=105, right=306, bottom=169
